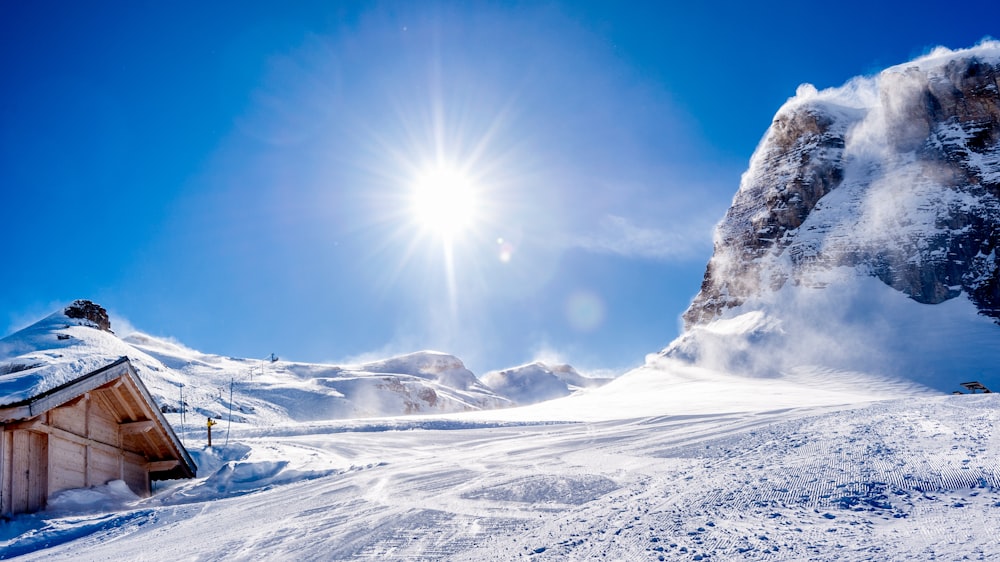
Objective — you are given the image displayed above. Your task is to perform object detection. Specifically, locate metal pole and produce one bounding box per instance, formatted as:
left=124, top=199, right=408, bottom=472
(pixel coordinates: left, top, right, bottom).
left=225, top=378, right=234, bottom=447
left=179, top=384, right=185, bottom=441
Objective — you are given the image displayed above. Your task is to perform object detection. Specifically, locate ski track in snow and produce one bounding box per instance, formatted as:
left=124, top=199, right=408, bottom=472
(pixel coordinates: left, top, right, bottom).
left=3, top=395, right=999, bottom=561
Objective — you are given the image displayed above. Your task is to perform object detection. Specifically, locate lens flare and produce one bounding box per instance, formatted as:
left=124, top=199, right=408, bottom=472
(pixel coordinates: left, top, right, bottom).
left=497, top=237, right=515, bottom=263
left=565, top=290, right=605, bottom=332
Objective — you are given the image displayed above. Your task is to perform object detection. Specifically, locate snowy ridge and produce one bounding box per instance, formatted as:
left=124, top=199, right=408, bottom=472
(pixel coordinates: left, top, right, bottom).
left=480, top=362, right=611, bottom=406
left=0, top=310, right=179, bottom=407
left=123, top=335, right=516, bottom=422
left=0, top=307, right=517, bottom=425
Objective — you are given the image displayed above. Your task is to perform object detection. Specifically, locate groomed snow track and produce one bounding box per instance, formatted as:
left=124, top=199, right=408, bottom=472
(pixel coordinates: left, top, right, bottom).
left=3, top=394, right=999, bottom=560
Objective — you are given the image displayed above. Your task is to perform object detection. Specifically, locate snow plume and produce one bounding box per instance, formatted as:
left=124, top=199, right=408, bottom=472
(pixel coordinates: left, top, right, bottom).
left=2, top=301, right=66, bottom=338
left=335, top=343, right=417, bottom=368
left=572, top=214, right=714, bottom=261
left=106, top=312, right=140, bottom=339
left=688, top=40, right=1000, bottom=331
left=529, top=343, right=624, bottom=380
left=664, top=271, right=1000, bottom=393
left=528, top=344, right=570, bottom=368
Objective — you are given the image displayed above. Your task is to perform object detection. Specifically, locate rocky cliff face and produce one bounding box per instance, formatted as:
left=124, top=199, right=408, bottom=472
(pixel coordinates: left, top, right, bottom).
left=64, top=299, right=113, bottom=332
left=684, top=43, right=1000, bottom=328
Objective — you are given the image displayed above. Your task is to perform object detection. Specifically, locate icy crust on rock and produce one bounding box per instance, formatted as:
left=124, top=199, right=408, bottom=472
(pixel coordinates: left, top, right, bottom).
left=685, top=41, right=1000, bottom=327
left=480, top=362, right=612, bottom=406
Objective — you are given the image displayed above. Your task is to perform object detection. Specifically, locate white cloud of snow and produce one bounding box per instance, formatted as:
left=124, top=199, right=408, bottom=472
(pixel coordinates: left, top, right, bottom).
left=571, top=214, right=714, bottom=261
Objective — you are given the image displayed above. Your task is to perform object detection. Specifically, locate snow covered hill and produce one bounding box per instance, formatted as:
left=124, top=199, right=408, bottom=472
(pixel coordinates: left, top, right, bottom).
left=480, top=362, right=611, bottom=406
left=0, top=301, right=515, bottom=425
left=124, top=335, right=514, bottom=422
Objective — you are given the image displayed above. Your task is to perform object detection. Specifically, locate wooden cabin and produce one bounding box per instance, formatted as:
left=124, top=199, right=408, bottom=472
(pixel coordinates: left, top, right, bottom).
left=0, top=357, right=196, bottom=515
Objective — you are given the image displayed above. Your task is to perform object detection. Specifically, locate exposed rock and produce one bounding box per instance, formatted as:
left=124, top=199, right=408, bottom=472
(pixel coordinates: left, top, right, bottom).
left=684, top=44, right=1000, bottom=328
left=64, top=300, right=113, bottom=332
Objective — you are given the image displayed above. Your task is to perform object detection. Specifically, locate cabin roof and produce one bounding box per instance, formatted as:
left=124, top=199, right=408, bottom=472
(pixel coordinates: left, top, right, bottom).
left=0, top=357, right=197, bottom=480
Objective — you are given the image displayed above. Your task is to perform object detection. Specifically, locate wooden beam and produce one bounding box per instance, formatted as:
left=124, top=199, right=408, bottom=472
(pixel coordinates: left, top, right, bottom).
left=137, top=430, right=165, bottom=460
left=119, top=420, right=155, bottom=435
left=2, top=418, right=44, bottom=432
left=147, top=460, right=180, bottom=472
left=108, top=382, right=142, bottom=422
left=1, top=431, right=10, bottom=515
left=91, top=388, right=125, bottom=424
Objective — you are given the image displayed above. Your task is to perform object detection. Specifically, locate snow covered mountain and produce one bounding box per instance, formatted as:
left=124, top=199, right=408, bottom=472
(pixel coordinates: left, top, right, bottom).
left=7, top=45, right=1000, bottom=561
left=479, top=362, right=611, bottom=406
left=667, top=42, right=1000, bottom=393
left=0, top=301, right=514, bottom=424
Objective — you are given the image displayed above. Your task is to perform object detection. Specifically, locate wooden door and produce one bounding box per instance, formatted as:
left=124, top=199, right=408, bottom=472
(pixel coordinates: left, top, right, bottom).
left=9, top=430, right=48, bottom=514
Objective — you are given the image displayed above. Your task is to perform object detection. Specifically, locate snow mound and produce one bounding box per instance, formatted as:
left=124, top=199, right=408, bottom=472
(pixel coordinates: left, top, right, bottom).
left=45, top=480, right=141, bottom=515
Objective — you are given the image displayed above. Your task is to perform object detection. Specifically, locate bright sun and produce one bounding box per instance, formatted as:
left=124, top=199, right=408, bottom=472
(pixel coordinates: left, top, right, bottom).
left=410, top=165, right=478, bottom=238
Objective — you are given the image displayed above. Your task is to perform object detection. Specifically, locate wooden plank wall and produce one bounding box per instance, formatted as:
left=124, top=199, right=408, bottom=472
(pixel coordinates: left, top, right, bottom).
left=2, top=383, right=163, bottom=515
left=123, top=457, right=149, bottom=496
left=48, top=435, right=86, bottom=493
left=47, top=390, right=153, bottom=499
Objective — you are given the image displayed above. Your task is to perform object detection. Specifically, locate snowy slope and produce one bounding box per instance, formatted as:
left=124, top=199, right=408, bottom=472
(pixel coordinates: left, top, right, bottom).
left=3, top=394, right=999, bottom=560
left=123, top=334, right=514, bottom=423
left=0, top=308, right=186, bottom=407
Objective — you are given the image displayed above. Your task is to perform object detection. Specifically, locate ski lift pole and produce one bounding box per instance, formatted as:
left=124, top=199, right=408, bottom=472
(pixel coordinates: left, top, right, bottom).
left=207, top=417, right=218, bottom=447
left=225, top=378, right=234, bottom=447
left=179, top=384, right=185, bottom=443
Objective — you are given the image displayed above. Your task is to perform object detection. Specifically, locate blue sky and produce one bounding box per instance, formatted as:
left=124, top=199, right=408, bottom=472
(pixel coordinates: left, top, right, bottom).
left=2, top=1, right=997, bottom=375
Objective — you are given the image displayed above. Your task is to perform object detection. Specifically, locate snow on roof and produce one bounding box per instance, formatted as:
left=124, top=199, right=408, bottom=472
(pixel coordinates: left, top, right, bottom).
left=0, top=310, right=140, bottom=407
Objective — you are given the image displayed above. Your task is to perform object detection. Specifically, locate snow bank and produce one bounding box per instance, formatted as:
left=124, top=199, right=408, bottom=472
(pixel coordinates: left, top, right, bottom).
left=45, top=480, right=140, bottom=515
